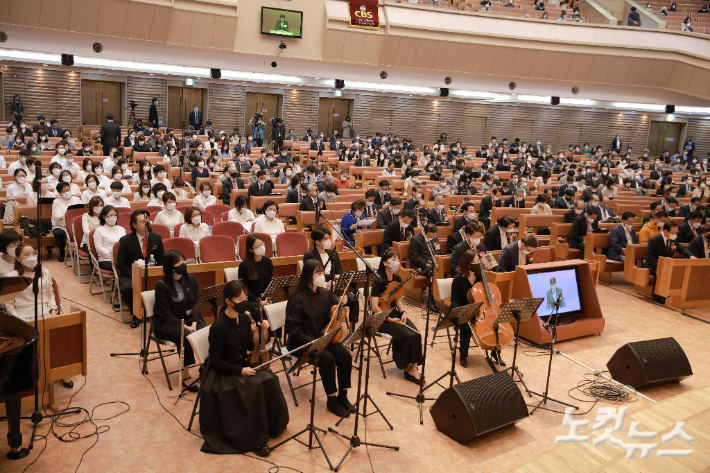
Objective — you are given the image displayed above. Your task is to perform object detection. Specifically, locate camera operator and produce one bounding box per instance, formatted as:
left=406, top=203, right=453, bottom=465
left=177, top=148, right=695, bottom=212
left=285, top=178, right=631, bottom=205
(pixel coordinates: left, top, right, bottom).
left=271, top=117, right=286, bottom=153
left=99, top=113, right=121, bottom=157
left=248, top=113, right=266, bottom=147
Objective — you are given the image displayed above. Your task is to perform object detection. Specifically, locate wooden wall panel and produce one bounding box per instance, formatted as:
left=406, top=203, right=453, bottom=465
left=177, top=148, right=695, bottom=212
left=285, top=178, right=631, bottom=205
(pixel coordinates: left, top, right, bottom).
left=685, top=119, right=710, bottom=159
left=126, top=76, right=167, bottom=127
left=282, top=90, right=318, bottom=137
left=208, top=83, right=246, bottom=135
left=3, top=66, right=81, bottom=133
left=353, top=93, right=651, bottom=152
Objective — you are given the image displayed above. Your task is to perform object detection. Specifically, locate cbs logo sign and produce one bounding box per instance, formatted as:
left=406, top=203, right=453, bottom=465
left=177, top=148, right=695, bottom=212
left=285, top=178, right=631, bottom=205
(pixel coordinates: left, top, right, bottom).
left=355, top=5, right=373, bottom=18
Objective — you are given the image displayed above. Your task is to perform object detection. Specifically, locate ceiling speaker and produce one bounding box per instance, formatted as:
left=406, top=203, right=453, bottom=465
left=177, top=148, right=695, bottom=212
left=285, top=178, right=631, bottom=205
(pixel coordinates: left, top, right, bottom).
left=439, top=88, right=449, bottom=97
left=61, top=54, right=74, bottom=66
left=271, top=61, right=277, bottom=68
left=551, top=96, right=560, bottom=106
left=444, top=76, right=452, bottom=85
left=380, top=71, right=388, bottom=79
left=665, top=105, right=675, bottom=114
left=571, top=86, right=579, bottom=95
left=92, top=42, right=103, bottom=53
left=508, top=82, right=517, bottom=90
left=0, top=32, right=7, bottom=43
left=334, top=79, right=345, bottom=89
left=210, top=68, right=221, bottom=79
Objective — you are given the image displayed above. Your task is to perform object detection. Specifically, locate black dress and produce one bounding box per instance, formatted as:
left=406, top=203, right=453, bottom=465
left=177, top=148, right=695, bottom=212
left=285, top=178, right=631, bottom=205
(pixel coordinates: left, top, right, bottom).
left=450, top=273, right=477, bottom=358
left=237, top=258, right=274, bottom=301
left=200, top=309, right=289, bottom=454
left=372, top=274, right=423, bottom=370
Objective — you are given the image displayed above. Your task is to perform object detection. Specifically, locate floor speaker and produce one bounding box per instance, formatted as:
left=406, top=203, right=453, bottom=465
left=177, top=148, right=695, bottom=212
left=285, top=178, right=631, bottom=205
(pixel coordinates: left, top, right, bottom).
left=429, top=371, right=529, bottom=444
left=607, top=337, right=692, bottom=389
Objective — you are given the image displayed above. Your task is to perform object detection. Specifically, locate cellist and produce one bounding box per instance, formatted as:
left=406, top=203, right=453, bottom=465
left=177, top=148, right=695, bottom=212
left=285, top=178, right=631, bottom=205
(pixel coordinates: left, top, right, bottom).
left=370, top=251, right=424, bottom=384
left=451, top=249, right=506, bottom=368
left=285, top=259, right=353, bottom=418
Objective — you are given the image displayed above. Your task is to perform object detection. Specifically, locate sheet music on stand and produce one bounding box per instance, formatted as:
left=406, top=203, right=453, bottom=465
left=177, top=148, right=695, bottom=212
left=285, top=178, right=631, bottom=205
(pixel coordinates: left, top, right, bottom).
left=331, top=270, right=369, bottom=292
left=263, top=274, right=302, bottom=300
left=342, top=308, right=392, bottom=345
left=287, top=328, right=341, bottom=375
left=433, top=302, right=483, bottom=331
left=496, top=298, right=544, bottom=325
left=190, top=283, right=228, bottom=316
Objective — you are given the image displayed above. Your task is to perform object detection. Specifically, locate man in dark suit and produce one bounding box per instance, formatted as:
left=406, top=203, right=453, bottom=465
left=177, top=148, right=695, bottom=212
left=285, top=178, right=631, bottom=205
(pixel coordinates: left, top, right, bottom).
left=532, top=139, right=544, bottom=155
left=427, top=195, right=448, bottom=224
left=597, top=196, right=616, bottom=222
left=247, top=170, right=274, bottom=199
left=116, top=209, right=165, bottom=327
left=450, top=221, right=485, bottom=272
left=189, top=105, right=202, bottom=130
left=275, top=13, right=289, bottom=31
left=374, top=180, right=392, bottom=207
left=409, top=223, right=442, bottom=276
left=677, top=211, right=703, bottom=244
left=483, top=216, right=516, bottom=252
left=644, top=221, right=694, bottom=281
left=581, top=182, right=602, bottom=203
left=447, top=225, right=466, bottom=256
left=376, top=197, right=401, bottom=230
left=678, top=177, right=695, bottom=197
left=402, top=186, right=421, bottom=212
left=453, top=202, right=476, bottom=232
left=330, top=136, right=345, bottom=153
left=287, top=183, right=307, bottom=204
left=382, top=210, right=414, bottom=252
left=46, top=119, right=62, bottom=137
left=299, top=184, right=325, bottom=212
left=271, top=118, right=286, bottom=153
left=302, top=129, right=314, bottom=142
left=555, top=188, right=576, bottom=209
left=679, top=197, right=703, bottom=220
left=564, top=201, right=586, bottom=223
left=99, top=113, right=121, bottom=157
left=310, top=137, right=326, bottom=155
left=254, top=150, right=270, bottom=170
left=504, top=189, right=526, bottom=208
left=683, top=137, right=696, bottom=160
left=497, top=235, right=538, bottom=273
left=608, top=212, right=638, bottom=262
left=688, top=223, right=709, bottom=259
left=149, top=97, right=159, bottom=128
left=569, top=206, right=600, bottom=254
left=478, top=188, right=501, bottom=230
left=653, top=196, right=679, bottom=217
left=221, top=164, right=245, bottom=204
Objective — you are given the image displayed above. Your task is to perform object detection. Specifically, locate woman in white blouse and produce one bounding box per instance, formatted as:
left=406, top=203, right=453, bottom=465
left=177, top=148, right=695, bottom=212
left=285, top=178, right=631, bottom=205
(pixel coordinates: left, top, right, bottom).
left=105, top=165, right=131, bottom=193
left=47, top=163, right=62, bottom=189
left=134, top=179, right=153, bottom=202
left=82, top=196, right=104, bottom=252
left=253, top=200, right=284, bottom=251
left=52, top=182, right=83, bottom=262
left=93, top=205, right=126, bottom=272
left=103, top=182, right=131, bottom=209
left=180, top=207, right=211, bottom=252
left=6, top=168, right=33, bottom=197
left=77, top=157, right=94, bottom=182
left=147, top=184, right=168, bottom=209
left=92, top=162, right=111, bottom=188
left=82, top=174, right=106, bottom=204
left=154, top=192, right=184, bottom=234
left=193, top=182, right=217, bottom=212
left=150, top=164, right=172, bottom=190
left=5, top=243, right=58, bottom=321
left=0, top=230, right=23, bottom=277
left=27, top=175, right=56, bottom=205
left=172, top=177, right=190, bottom=200
left=228, top=195, right=256, bottom=233
left=59, top=170, right=81, bottom=197
left=132, top=159, right=153, bottom=186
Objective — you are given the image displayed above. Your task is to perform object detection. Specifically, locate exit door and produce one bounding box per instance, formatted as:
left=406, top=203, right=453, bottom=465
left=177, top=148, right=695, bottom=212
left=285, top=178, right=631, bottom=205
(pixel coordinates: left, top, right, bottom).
left=318, top=98, right=353, bottom=138
left=168, top=87, right=206, bottom=130
left=647, top=121, right=684, bottom=157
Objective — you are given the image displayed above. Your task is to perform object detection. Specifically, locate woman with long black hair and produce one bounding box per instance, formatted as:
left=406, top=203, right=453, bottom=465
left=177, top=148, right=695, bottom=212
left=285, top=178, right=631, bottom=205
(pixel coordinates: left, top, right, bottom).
left=200, top=280, right=289, bottom=457
left=153, top=250, right=206, bottom=391
left=237, top=234, right=274, bottom=312
left=285, top=259, right=352, bottom=417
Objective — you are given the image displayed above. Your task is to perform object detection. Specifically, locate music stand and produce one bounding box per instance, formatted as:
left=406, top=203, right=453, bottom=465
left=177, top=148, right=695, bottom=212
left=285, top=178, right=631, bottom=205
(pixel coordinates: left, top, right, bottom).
left=190, top=284, right=227, bottom=319
left=422, top=302, right=483, bottom=392
left=495, top=298, right=543, bottom=397
left=271, top=329, right=341, bottom=470
left=263, top=274, right=301, bottom=300
left=332, top=270, right=368, bottom=350
left=330, top=309, right=399, bottom=472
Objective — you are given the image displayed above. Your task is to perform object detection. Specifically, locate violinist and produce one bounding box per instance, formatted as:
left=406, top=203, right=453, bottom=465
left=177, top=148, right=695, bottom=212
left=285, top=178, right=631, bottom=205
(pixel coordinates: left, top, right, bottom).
left=303, top=227, right=360, bottom=331
left=285, top=260, right=353, bottom=418
left=237, top=234, right=274, bottom=312
left=200, top=280, right=289, bottom=457
left=153, top=250, right=207, bottom=392
left=370, top=251, right=423, bottom=384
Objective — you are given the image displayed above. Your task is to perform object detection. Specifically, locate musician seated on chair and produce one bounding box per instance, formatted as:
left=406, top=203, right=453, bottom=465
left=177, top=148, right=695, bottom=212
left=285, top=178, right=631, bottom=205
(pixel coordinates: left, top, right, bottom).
left=451, top=249, right=505, bottom=368
left=285, top=259, right=353, bottom=418
left=200, top=280, right=289, bottom=457
left=304, top=226, right=360, bottom=331
left=238, top=234, right=274, bottom=314
left=370, top=250, right=423, bottom=384
left=154, top=250, right=206, bottom=393
left=409, top=223, right=442, bottom=277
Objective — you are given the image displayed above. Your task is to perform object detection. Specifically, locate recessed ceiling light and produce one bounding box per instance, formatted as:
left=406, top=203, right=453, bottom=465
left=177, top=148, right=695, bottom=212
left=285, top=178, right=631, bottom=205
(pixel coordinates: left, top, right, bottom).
left=42, top=64, right=48, bottom=66
left=315, top=77, right=319, bottom=79
left=149, top=73, right=154, bottom=75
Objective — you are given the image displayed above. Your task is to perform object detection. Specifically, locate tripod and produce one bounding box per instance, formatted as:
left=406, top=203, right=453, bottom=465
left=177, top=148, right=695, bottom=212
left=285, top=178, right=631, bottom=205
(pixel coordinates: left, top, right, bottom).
left=329, top=309, right=399, bottom=472
left=127, top=106, right=136, bottom=127
left=529, top=295, right=579, bottom=414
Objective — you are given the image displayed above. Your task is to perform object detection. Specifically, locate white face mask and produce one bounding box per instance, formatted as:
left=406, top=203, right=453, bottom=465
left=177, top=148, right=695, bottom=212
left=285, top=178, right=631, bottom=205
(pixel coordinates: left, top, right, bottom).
left=202, top=189, right=211, bottom=197
left=62, top=175, right=72, bottom=183
left=254, top=246, right=266, bottom=256
left=669, top=233, right=677, bottom=241
left=313, top=274, right=327, bottom=287
left=387, top=260, right=400, bottom=272
left=61, top=191, right=71, bottom=200
left=321, top=239, right=332, bottom=250
left=58, top=149, right=66, bottom=155
left=22, top=255, right=37, bottom=267
left=31, top=147, right=37, bottom=152
left=166, top=203, right=176, bottom=211
left=391, top=208, right=400, bottom=215
left=692, top=222, right=701, bottom=229
left=105, top=216, right=117, bottom=226
left=52, top=169, right=61, bottom=177
left=158, top=172, right=166, bottom=179
left=121, top=164, right=128, bottom=170
left=575, top=209, right=584, bottom=215
left=88, top=181, right=97, bottom=190
left=95, top=168, right=102, bottom=175
left=16, top=177, right=26, bottom=185
left=400, top=221, right=409, bottom=229
left=470, top=237, right=481, bottom=246
left=142, top=187, right=150, bottom=194
left=6, top=246, right=16, bottom=257
left=157, top=191, right=165, bottom=199
left=265, top=210, right=277, bottom=219
left=40, top=184, right=48, bottom=192
left=191, top=215, right=202, bottom=225
left=436, top=204, right=445, bottom=211
left=112, top=191, right=121, bottom=199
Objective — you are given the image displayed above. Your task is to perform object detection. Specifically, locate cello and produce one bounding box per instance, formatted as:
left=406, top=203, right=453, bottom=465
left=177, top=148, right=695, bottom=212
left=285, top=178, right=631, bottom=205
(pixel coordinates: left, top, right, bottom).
left=467, top=259, right=514, bottom=352
left=322, top=273, right=355, bottom=343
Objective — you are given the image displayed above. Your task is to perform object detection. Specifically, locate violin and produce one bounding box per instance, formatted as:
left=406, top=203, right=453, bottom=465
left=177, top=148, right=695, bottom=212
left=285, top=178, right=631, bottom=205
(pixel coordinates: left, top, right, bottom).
left=322, top=273, right=355, bottom=343
left=377, top=268, right=422, bottom=313
left=467, top=256, right=513, bottom=352
left=249, top=297, right=272, bottom=368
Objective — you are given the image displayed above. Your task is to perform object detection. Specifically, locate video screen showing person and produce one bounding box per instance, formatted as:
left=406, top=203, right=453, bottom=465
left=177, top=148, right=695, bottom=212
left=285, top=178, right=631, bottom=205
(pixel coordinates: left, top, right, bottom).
left=261, top=7, right=303, bottom=38
left=527, top=268, right=582, bottom=317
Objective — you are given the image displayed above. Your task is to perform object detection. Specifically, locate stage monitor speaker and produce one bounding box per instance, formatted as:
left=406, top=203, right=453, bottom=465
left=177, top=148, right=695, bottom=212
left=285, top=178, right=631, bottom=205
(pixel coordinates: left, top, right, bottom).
left=210, top=68, right=221, bottom=79
left=665, top=105, right=676, bottom=114
left=551, top=96, right=560, bottom=105
left=61, top=54, right=74, bottom=66
left=606, top=337, right=692, bottom=389
left=429, top=371, right=529, bottom=444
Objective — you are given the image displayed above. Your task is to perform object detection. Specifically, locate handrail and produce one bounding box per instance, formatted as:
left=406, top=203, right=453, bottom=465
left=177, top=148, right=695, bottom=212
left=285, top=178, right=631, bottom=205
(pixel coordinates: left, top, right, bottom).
left=580, top=0, right=618, bottom=23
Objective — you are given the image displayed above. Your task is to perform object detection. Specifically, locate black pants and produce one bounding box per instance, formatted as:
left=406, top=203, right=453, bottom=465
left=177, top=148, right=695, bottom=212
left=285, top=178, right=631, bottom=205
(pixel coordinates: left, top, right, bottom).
left=156, top=318, right=207, bottom=366
left=288, top=334, right=352, bottom=395
left=53, top=228, right=67, bottom=258
left=479, top=216, right=491, bottom=230
left=98, top=261, right=113, bottom=272
left=459, top=321, right=472, bottom=358
left=4, top=394, right=22, bottom=449
left=119, top=275, right=133, bottom=314
left=571, top=241, right=585, bottom=253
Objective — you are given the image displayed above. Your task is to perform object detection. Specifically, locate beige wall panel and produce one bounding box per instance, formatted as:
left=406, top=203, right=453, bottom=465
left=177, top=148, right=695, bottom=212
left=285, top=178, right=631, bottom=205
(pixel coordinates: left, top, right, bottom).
left=123, top=2, right=154, bottom=41
left=380, top=36, right=401, bottom=66
left=511, top=48, right=535, bottom=78
left=668, top=62, right=694, bottom=94
left=431, top=42, right=458, bottom=72
left=322, top=29, right=347, bottom=61
left=0, top=0, right=9, bottom=23
left=68, top=0, right=99, bottom=34
left=451, top=42, right=477, bottom=74
left=566, top=54, right=593, bottom=83
left=392, top=37, right=419, bottom=68
left=471, top=46, right=498, bottom=75
left=547, top=52, right=574, bottom=82
left=9, top=0, right=41, bottom=27
left=492, top=47, right=516, bottom=78
left=343, top=31, right=367, bottom=64
left=686, top=67, right=710, bottom=98
left=606, top=56, right=632, bottom=85
left=126, top=76, right=167, bottom=125
left=149, top=5, right=172, bottom=43
left=624, top=58, right=654, bottom=87
left=189, top=12, right=215, bottom=48
left=588, top=55, right=614, bottom=83
left=283, top=90, right=319, bottom=137
left=644, top=59, right=674, bottom=89
left=412, top=40, right=439, bottom=70
left=39, top=0, right=71, bottom=31
left=211, top=16, right=236, bottom=50
left=208, top=83, right=246, bottom=133
left=360, top=34, right=385, bottom=65
left=166, top=9, right=193, bottom=45
left=528, top=50, right=555, bottom=80
left=98, top=0, right=128, bottom=38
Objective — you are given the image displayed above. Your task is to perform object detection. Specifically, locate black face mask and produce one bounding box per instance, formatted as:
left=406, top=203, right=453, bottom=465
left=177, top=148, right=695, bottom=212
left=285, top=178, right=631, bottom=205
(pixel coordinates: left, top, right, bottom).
left=174, top=263, right=188, bottom=276
left=230, top=172, right=238, bottom=178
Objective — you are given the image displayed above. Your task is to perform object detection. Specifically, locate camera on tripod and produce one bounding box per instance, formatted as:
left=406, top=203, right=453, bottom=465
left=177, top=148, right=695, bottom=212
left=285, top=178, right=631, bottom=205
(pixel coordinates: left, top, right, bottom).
left=270, top=117, right=282, bottom=126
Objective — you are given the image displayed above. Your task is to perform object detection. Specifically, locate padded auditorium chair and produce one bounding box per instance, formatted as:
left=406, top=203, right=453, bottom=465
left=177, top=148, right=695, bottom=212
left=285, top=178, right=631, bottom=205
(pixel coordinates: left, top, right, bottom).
left=141, top=290, right=177, bottom=390
left=211, top=221, right=244, bottom=246
left=199, top=235, right=237, bottom=263
left=186, top=325, right=211, bottom=430
left=71, top=216, right=92, bottom=283
left=205, top=204, right=231, bottom=222
left=163, top=237, right=197, bottom=262
left=275, top=232, right=309, bottom=257
left=64, top=208, right=88, bottom=271
left=150, top=224, right=171, bottom=240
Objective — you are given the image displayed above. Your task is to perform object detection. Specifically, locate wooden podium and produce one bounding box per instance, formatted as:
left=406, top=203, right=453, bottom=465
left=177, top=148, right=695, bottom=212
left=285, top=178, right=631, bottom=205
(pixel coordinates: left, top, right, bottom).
left=511, top=259, right=605, bottom=344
